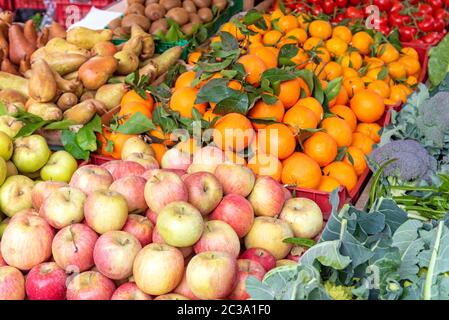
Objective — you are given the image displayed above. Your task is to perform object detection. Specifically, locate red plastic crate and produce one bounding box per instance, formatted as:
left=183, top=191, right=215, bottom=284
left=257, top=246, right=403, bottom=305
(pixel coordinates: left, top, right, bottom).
left=401, top=41, right=430, bottom=83
left=13, top=0, right=45, bottom=9
left=0, top=0, right=13, bottom=10
left=55, top=0, right=116, bottom=27
left=90, top=153, right=115, bottom=165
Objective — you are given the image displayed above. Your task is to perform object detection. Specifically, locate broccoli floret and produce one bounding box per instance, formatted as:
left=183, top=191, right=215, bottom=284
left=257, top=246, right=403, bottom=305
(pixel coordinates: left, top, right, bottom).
left=370, top=140, right=437, bottom=182
left=324, top=281, right=353, bottom=300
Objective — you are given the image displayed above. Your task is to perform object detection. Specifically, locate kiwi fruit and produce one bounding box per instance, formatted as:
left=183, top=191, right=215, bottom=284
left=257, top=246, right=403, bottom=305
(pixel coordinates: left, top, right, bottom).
left=121, top=14, right=151, bottom=31
left=160, top=0, right=181, bottom=10
left=149, top=18, right=169, bottom=34
left=198, top=7, right=213, bottom=22
left=189, top=13, right=202, bottom=25
left=183, top=0, right=197, bottom=13
left=212, top=0, right=227, bottom=10
left=145, top=3, right=166, bottom=21
left=193, top=0, right=211, bottom=8
left=126, top=2, right=146, bottom=15
left=166, top=7, right=190, bottom=26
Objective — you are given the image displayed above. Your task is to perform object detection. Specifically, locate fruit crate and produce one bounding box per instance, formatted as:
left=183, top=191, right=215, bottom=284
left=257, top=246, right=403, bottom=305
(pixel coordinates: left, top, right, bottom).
left=54, top=0, right=117, bottom=27
left=401, top=41, right=431, bottom=84
left=13, top=0, right=45, bottom=9
left=90, top=153, right=115, bottom=165
left=0, top=0, right=13, bottom=10
left=288, top=109, right=392, bottom=220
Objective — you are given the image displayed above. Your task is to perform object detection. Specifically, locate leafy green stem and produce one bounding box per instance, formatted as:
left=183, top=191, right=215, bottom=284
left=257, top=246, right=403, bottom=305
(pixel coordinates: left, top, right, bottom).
left=424, top=220, right=444, bottom=300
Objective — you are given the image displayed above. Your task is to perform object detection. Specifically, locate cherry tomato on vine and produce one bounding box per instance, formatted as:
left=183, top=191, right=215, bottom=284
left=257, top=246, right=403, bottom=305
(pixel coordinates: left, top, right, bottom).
left=333, top=13, right=345, bottom=23
left=345, top=6, right=364, bottom=19
left=378, top=24, right=391, bottom=35
left=322, top=0, right=336, bottom=15
left=399, top=26, right=418, bottom=42
left=428, top=0, right=444, bottom=10
left=390, top=0, right=404, bottom=13
left=349, top=0, right=361, bottom=5
left=433, top=19, right=446, bottom=32
left=418, top=15, right=435, bottom=32
left=335, top=0, right=348, bottom=8
left=422, top=32, right=440, bottom=44
left=418, top=3, right=434, bottom=15
left=434, top=8, right=448, bottom=21
left=311, top=4, right=323, bottom=15
left=373, top=0, right=392, bottom=12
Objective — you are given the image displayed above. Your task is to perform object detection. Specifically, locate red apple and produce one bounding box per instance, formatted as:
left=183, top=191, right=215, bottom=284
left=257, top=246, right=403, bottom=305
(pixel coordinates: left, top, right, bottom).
left=193, top=220, right=240, bottom=257
left=84, top=190, right=128, bottom=234
left=25, top=262, right=67, bottom=300
left=145, top=207, right=158, bottom=224
left=142, top=168, right=186, bottom=180
left=240, top=248, right=276, bottom=272
left=31, top=181, right=67, bottom=211
left=188, top=146, right=226, bottom=174
left=111, top=282, right=152, bottom=300
left=69, top=165, right=113, bottom=195
left=183, top=172, right=223, bottom=215
left=161, top=148, right=192, bottom=171
left=93, top=231, right=142, bottom=280
left=0, top=266, right=25, bottom=300
left=228, top=259, right=266, bottom=300
left=248, top=176, right=285, bottom=217
left=66, top=271, right=115, bottom=300
left=210, top=194, right=254, bottom=238
left=1, top=213, right=54, bottom=270
left=110, top=175, right=147, bottom=213
left=133, top=243, right=184, bottom=296
left=101, top=160, right=145, bottom=180
left=122, top=214, right=154, bottom=246
left=144, top=170, right=188, bottom=213
left=124, top=152, right=159, bottom=170
left=214, top=163, right=255, bottom=197
left=186, top=251, right=238, bottom=300
left=174, top=268, right=199, bottom=300
left=52, top=224, right=98, bottom=272
left=244, top=217, right=293, bottom=260
left=0, top=247, right=5, bottom=266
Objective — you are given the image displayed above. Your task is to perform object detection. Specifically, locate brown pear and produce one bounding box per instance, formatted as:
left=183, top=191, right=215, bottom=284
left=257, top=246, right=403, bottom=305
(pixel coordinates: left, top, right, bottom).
left=38, top=53, right=88, bottom=76
left=44, top=37, right=91, bottom=57
left=48, top=22, right=67, bottom=40
left=63, top=99, right=100, bottom=124
left=66, top=27, right=113, bottom=50
left=122, top=36, right=143, bottom=56
left=27, top=102, right=62, bottom=121
left=52, top=70, right=83, bottom=94
left=19, top=57, right=31, bottom=76
left=78, top=56, right=118, bottom=90
left=139, top=46, right=183, bottom=79
left=28, top=59, right=57, bottom=103
left=37, top=27, right=50, bottom=48
left=0, top=33, right=8, bottom=59
left=23, top=20, right=38, bottom=48
left=1, top=58, right=19, bottom=75
left=131, top=24, right=155, bottom=59
left=114, top=50, right=139, bottom=75
left=57, top=92, right=78, bottom=111
left=0, top=11, right=13, bottom=24
left=9, top=25, right=36, bottom=65
left=92, top=41, right=118, bottom=57
left=95, top=83, right=128, bottom=110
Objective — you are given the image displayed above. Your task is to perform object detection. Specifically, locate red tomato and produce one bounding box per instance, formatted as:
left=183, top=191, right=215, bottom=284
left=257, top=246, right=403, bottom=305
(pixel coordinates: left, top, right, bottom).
left=418, top=3, right=434, bottom=15
left=322, top=0, right=336, bottom=14
left=418, top=15, right=435, bottom=32
left=390, top=0, right=404, bottom=12
left=335, top=0, right=348, bottom=8
left=433, top=18, right=446, bottom=32
left=373, top=0, right=392, bottom=11
left=428, top=0, right=444, bottom=9
left=311, top=4, right=323, bottom=15
left=349, top=0, right=361, bottom=4
left=399, top=26, right=418, bottom=42
left=422, top=32, right=440, bottom=44
left=345, top=6, right=364, bottom=19
left=378, top=24, right=391, bottom=35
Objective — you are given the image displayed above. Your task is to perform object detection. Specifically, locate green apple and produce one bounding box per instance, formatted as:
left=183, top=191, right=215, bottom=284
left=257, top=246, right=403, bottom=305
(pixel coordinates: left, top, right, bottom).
left=12, top=135, right=51, bottom=173
left=0, top=175, right=34, bottom=217
left=0, top=115, right=23, bottom=138
left=40, top=151, right=78, bottom=183
left=0, top=217, right=9, bottom=239
left=0, top=131, right=13, bottom=161
left=0, top=157, right=6, bottom=186
left=5, top=161, right=17, bottom=177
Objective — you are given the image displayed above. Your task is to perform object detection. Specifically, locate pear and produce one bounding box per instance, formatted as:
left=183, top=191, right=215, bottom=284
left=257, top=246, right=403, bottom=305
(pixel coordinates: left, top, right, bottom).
left=27, top=102, right=62, bottom=121
left=0, top=89, right=27, bottom=105
left=48, top=22, right=67, bottom=40
left=0, top=71, right=29, bottom=97
left=39, top=53, right=88, bottom=76
left=95, top=83, right=128, bottom=110
left=44, top=37, right=90, bottom=57
left=63, top=99, right=98, bottom=124
left=114, top=50, right=139, bottom=75
left=67, top=27, right=113, bottom=50
left=78, top=56, right=118, bottom=90
left=139, top=46, right=183, bottom=79
left=1, top=58, right=19, bottom=75
left=92, top=41, right=118, bottom=57
left=37, top=27, right=50, bottom=48
left=57, top=92, right=78, bottom=111
left=28, top=59, right=57, bottom=103
left=52, top=70, right=82, bottom=94
left=80, top=90, right=96, bottom=102
left=23, top=20, right=37, bottom=48
left=122, top=36, right=143, bottom=57
left=8, top=25, right=36, bottom=65
left=131, top=24, right=155, bottom=59
left=63, top=71, right=79, bottom=80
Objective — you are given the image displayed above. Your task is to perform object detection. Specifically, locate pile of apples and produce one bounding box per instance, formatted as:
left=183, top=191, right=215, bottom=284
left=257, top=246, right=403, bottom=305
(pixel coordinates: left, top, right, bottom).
left=0, top=136, right=324, bottom=300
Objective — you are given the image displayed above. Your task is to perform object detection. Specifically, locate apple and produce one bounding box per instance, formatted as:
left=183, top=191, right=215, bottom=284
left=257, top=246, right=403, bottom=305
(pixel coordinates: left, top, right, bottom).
left=1, top=213, right=54, bottom=270
left=239, top=248, right=276, bottom=272
left=0, top=248, right=5, bottom=266
left=66, top=271, right=116, bottom=300
left=279, top=198, right=324, bottom=239
left=142, top=168, right=185, bottom=180
left=186, top=251, right=237, bottom=300
left=151, top=226, right=193, bottom=258
left=214, top=163, right=255, bottom=197
left=161, top=148, right=192, bottom=171
left=245, top=217, right=293, bottom=260
left=193, top=220, right=240, bottom=258
left=101, top=160, right=146, bottom=180
left=188, top=146, right=226, bottom=174
left=93, top=231, right=142, bottom=280
left=84, top=190, right=128, bottom=234
left=52, top=223, right=98, bottom=272
left=6, top=160, right=18, bottom=177
left=145, top=207, right=158, bottom=224
left=111, top=282, right=152, bottom=300
left=0, top=175, right=34, bottom=217
left=0, top=157, right=5, bottom=187
left=31, top=181, right=67, bottom=211
left=25, top=262, right=67, bottom=300
left=228, top=259, right=266, bottom=300
left=110, top=175, right=147, bottom=213
left=0, top=131, right=13, bottom=161
left=124, top=152, right=159, bottom=170
left=183, top=172, right=223, bottom=215
left=154, top=293, right=189, bottom=300
left=0, top=115, right=23, bottom=138
left=122, top=214, right=154, bottom=246
left=69, top=165, right=113, bottom=195
left=156, top=201, right=204, bottom=247
left=0, top=218, right=8, bottom=239
left=133, top=243, right=184, bottom=296
left=39, top=187, right=86, bottom=229
left=248, top=176, right=285, bottom=217
left=210, top=194, right=254, bottom=238
left=283, top=186, right=292, bottom=201
left=144, top=170, right=188, bottom=213
left=121, top=136, right=155, bottom=159
left=40, top=150, right=78, bottom=183
left=0, top=266, right=25, bottom=300
left=12, top=134, right=50, bottom=173
left=276, top=259, right=297, bottom=267
left=174, top=267, right=199, bottom=300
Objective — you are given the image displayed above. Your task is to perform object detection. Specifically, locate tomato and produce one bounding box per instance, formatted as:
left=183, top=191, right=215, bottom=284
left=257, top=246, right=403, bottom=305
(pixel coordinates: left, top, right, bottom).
left=434, top=8, right=448, bottom=21
left=322, top=0, right=336, bottom=15
left=333, top=13, right=345, bottom=23
left=433, top=18, right=446, bottom=32
left=345, top=6, right=364, bottom=19
left=390, top=0, right=404, bottom=12
left=422, top=32, right=440, bottom=44
left=389, top=12, right=410, bottom=27
left=399, top=26, right=418, bottom=42
left=378, top=24, right=391, bottom=35
left=418, top=15, right=435, bottom=32
left=349, top=0, right=361, bottom=5
left=428, top=0, right=444, bottom=9
left=311, top=4, right=323, bottom=15
left=418, top=3, right=434, bottom=15
left=373, top=0, right=392, bottom=12
left=335, top=0, right=348, bottom=8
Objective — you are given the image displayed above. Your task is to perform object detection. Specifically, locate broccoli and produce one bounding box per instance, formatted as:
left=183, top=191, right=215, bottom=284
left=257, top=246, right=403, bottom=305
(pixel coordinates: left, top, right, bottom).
left=370, top=139, right=437, bottom=182
left=323, top=281, right=353, bottom=300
